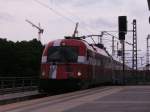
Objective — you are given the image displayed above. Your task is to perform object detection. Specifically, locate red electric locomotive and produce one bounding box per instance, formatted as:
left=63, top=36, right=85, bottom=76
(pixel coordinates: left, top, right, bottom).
left=39, top=37, right=122, bottom=92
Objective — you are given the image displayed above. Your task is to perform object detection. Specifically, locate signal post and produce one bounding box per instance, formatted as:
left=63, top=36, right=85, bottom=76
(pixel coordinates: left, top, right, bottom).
left=118, top=16, right=127, bottom=84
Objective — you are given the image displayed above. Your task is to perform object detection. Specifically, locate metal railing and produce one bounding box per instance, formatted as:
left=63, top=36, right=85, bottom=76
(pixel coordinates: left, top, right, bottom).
left=112, top=70, right=150, bottom=85
left=0, top=77, right=39, bottom=94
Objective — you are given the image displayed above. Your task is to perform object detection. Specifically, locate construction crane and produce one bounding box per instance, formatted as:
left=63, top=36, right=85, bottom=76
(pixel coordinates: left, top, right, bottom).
left=26, top=19, right=44, bottom=41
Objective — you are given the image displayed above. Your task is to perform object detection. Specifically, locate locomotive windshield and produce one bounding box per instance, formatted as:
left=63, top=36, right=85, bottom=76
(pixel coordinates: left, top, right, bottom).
left=47, top=46, right=78, bottom=63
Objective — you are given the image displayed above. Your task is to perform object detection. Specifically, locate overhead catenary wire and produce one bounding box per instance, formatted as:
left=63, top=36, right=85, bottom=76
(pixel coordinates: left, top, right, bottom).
left=33, top=0, right=95, bottom=34
left=33, top=0, right=126, bottom=54
left=102, top=31, right=133, bottom=46
left=48, top=0, right=100, bottom=33
left=33, top=0, right=75, bottom=24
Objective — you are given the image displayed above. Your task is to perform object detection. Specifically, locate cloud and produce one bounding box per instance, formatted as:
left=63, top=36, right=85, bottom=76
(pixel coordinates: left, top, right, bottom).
left=0, top=0, right=149, bottom=52
left=91, top=18, right=116, bottom=28
left=0, top=12, right=15, bottom=22
left=49, top=0, right=102, bottom=8
left=85, top=17, right=117, bottom=32
left=51, top=0, right=122, bottom=8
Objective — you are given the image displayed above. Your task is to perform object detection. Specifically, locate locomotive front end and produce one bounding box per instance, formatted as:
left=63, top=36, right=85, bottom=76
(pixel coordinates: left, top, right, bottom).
left=39, top=39, right=88, bottom=92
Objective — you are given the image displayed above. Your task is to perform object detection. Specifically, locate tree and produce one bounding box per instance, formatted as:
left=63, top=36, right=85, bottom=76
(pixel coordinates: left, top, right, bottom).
left=0, top=38, right=44, bottom=77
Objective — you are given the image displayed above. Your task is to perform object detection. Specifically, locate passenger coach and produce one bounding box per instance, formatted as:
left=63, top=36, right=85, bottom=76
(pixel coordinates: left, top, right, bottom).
left=39, top=37, right=123, bottom=92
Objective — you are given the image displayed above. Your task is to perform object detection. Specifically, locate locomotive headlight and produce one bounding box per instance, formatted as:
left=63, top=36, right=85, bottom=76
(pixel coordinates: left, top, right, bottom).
left=61, top=42, right=66, bottom=46
left=77, top=72, right=82, bottom=76
left=42, top=71, right=45, bottom=76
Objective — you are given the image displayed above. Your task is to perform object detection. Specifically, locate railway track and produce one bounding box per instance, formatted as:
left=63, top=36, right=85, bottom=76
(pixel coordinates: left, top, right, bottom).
left=0, top=86, right=38, bottom=95
left=0, top=90, right=46, bottom=105
left=0, top=86, right=124, bottom=112
left=0, top=86, right=104, bottom=105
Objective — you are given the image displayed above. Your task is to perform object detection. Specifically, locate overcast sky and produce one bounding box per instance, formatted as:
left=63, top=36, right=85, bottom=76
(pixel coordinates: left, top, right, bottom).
left=0, top=0, right=150, bottom=63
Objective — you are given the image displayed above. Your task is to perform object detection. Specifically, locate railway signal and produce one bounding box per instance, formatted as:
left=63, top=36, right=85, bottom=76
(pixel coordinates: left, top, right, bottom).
left=118, top=16, right=127, bottom=81
left=147, top=0, right=150, bottom=23
left=147, top=0, right=150, bottom=10
left=26, top=19, right=44, bottom=41
left=118, top=16, right=127, bottom=40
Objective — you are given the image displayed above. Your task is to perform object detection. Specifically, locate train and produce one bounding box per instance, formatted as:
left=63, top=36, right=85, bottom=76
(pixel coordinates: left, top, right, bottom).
left=39, top=37, right=130, bottom=92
